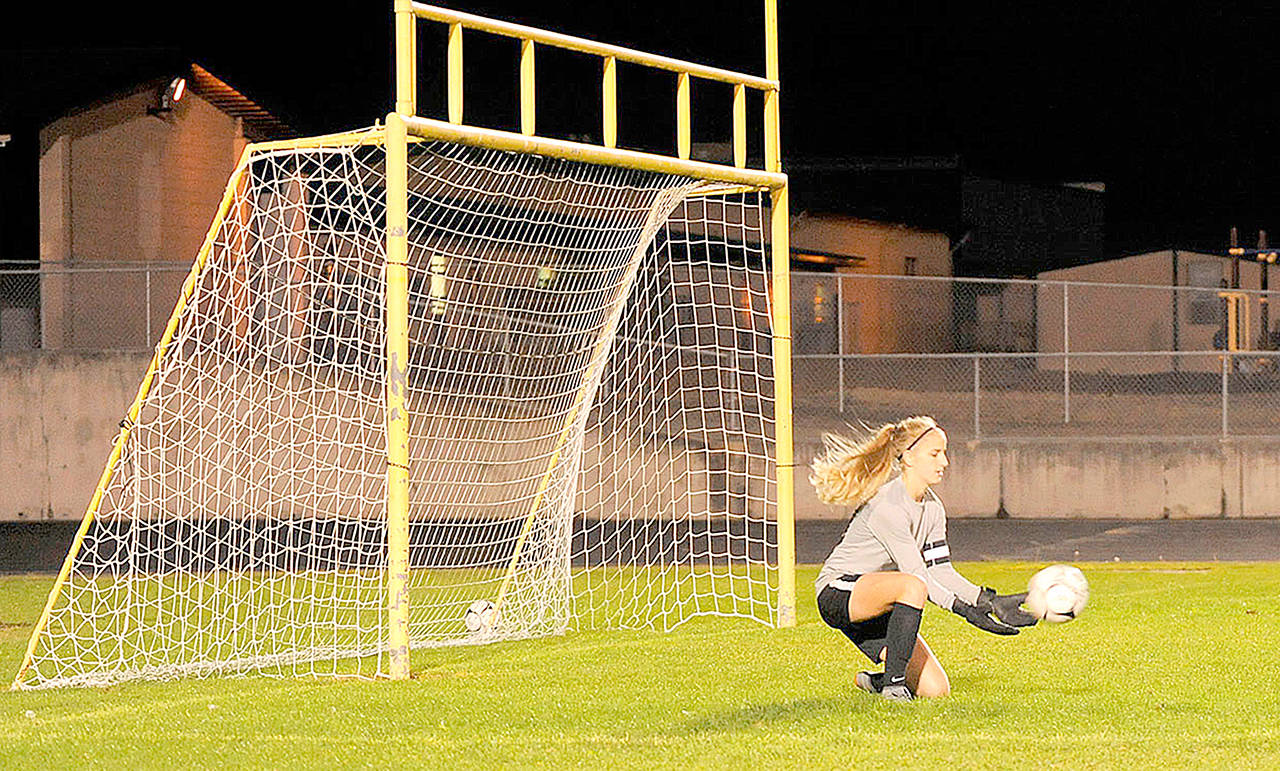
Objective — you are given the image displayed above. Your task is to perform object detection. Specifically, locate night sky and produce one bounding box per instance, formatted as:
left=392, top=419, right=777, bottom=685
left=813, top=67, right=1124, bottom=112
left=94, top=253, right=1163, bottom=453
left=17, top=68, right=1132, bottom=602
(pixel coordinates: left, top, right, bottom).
left=4, top=1, right=1280, bottom=260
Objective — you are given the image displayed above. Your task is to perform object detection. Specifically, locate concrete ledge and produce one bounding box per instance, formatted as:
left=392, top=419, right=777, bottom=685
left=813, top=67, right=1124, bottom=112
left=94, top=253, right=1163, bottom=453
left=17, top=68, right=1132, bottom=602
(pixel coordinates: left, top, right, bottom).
left=6, top=353, right=1280, bottom=521
left=1, top=352, right=151, bottom=521
left=793, top=437, right=1280, bottom=519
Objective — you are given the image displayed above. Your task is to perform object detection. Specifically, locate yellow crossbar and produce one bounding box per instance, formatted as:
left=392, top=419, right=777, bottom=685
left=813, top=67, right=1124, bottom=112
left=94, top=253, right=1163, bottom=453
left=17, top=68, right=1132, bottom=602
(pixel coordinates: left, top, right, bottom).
left=410, top=2, right=778, bottom=91
left=402, top=115, right=784, bottom=191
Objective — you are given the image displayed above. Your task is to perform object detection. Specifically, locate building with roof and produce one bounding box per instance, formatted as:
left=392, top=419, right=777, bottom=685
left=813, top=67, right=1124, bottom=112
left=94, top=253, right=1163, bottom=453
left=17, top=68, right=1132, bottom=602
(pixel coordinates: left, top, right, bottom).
left=789, top=212, right=953, bottom=354
left=787, top=156, right=1107, bottom=278
left=784, top=156, right=1107, bottom=355
left=1036, top=248, right=1278, bottom=373
left=36, top=64, right=296, bottom=350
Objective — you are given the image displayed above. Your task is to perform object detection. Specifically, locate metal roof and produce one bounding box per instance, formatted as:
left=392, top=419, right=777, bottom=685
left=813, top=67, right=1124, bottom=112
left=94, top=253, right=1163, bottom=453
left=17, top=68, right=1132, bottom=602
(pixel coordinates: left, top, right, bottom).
left=187, top=63, right=298, bottom=140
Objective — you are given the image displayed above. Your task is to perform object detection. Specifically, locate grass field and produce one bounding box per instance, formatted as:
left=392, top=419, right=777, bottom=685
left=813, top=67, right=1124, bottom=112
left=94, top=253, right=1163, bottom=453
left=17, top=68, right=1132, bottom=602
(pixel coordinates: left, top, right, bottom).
left=2, top=562, right=1277, bottom=769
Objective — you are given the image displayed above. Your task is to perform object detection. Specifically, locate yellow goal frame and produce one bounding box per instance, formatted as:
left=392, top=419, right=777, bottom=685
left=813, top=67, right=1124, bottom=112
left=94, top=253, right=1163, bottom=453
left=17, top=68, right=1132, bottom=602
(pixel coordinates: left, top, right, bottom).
left=384, top=1, right=796, bottom=681
left=384, top=0, right=793, bottom=676
left=13, top=1, right=793, bottom=689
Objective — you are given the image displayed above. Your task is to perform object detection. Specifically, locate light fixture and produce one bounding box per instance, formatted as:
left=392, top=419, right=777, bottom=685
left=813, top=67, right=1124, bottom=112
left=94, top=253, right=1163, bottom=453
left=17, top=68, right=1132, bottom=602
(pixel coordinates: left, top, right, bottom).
left=147, top=77, right=188, bottom=117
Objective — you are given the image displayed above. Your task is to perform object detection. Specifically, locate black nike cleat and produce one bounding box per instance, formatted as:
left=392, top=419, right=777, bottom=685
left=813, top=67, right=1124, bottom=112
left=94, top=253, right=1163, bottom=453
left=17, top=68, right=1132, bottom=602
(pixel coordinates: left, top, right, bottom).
left=880, top=684, right=914, bottom=702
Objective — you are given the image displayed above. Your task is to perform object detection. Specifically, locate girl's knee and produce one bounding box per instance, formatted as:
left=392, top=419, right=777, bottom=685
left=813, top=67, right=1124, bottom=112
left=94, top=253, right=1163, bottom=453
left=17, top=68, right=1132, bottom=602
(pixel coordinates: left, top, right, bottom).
left=914, top=668, right=950, bottom=698
left=898, top=574, right=927, bottom=606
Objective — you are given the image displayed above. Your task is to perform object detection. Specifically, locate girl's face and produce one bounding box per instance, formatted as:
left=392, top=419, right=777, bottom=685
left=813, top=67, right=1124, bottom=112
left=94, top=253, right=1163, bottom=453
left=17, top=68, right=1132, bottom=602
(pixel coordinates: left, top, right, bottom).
left=902, top=427, right=949, bottom=486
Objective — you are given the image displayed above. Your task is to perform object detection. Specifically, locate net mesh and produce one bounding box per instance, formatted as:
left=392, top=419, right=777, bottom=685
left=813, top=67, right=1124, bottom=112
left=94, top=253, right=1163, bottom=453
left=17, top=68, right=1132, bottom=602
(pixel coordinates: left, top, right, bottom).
left=18, top=129, right=777, bottom=689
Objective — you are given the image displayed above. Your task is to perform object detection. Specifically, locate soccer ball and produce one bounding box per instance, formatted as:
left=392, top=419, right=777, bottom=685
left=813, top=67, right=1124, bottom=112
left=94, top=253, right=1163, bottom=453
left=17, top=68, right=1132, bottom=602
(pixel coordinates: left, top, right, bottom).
left=1025, top=564, right=1089, bottom=623
left=464, top=599, right=497, bottom=633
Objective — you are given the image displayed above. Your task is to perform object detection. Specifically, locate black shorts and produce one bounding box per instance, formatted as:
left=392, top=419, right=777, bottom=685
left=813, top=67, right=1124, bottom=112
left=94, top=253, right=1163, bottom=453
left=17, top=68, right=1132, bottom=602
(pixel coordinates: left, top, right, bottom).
left=817, top=573, right=891, bottom=662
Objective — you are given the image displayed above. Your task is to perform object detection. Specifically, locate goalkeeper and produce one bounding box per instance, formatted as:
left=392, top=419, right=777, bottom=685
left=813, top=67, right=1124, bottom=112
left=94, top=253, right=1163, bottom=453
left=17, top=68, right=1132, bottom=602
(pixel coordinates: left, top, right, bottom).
left=810, top=416, right=1038, bottom=702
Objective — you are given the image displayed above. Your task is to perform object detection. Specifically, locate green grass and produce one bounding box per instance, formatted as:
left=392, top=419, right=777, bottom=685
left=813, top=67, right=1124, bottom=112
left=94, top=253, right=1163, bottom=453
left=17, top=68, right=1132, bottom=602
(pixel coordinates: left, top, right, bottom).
left=2, top=563, right=1278, bottom=769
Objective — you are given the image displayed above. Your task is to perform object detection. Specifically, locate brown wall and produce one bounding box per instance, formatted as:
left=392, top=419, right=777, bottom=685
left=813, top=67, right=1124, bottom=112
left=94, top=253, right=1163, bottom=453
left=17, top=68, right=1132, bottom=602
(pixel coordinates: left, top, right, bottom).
left=39, top=87, right=246, bottom=349
left=790, top=215, right=953, bottom=354
left=791, top=215, right=951, bottom=277
left=1036, top=249, right=1275, bottom=373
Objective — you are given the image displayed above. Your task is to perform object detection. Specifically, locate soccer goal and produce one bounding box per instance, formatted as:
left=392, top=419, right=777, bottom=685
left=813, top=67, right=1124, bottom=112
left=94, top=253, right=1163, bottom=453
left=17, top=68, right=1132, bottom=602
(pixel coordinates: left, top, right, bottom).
left=13, top=1, right=793, bottom=689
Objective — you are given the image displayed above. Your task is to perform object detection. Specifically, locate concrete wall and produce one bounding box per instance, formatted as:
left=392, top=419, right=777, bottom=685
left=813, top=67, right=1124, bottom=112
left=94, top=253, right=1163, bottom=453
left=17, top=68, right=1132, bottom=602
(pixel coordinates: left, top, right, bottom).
left=0, top=352, right=768, bottom=524
left=1, top=352, right=150, bottom=521
left=795, top=437, right=1280, bottom=520
left=6, top=352, right=1280, bottom=522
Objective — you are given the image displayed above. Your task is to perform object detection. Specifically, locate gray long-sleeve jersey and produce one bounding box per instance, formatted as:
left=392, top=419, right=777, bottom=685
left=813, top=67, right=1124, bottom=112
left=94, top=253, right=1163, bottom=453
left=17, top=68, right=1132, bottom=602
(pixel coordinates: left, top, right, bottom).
left=815, top=476, right=982, bottom=611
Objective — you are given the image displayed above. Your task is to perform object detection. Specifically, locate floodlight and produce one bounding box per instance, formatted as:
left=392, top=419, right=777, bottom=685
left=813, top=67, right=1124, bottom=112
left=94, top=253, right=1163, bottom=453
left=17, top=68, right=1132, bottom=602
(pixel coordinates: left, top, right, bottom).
left=148, top=77, right=188, bottom=117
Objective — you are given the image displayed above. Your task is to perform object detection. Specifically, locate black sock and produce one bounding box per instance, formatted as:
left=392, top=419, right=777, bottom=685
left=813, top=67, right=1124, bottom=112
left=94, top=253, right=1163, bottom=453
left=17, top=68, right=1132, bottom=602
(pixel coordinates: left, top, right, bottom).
left=870, top=672, right=885, bottom=692
left=882, top=602, right=923, bottom=689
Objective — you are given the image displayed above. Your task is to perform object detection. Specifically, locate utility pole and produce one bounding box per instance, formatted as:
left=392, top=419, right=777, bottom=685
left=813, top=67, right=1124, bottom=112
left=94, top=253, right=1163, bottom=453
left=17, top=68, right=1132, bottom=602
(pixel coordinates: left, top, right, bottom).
left=1230, top=227, right=1241, bottom=289
left=1261, top=230, right=1271, bottom=350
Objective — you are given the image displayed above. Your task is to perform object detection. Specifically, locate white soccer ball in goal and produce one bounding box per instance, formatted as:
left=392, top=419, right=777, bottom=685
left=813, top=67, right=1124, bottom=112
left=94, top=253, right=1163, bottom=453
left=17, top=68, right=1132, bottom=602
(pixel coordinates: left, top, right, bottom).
left=465, top=600, right=499, bottom=634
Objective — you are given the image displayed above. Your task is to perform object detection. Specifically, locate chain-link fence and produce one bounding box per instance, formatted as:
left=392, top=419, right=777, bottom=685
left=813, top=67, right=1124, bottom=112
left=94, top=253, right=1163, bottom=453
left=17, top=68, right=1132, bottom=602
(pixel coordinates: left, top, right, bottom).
left=0, top=262, right=189, bottom=352
left=792, top=272, right=1280, bottom=440
left=8, top=263, right=1280, bottom=440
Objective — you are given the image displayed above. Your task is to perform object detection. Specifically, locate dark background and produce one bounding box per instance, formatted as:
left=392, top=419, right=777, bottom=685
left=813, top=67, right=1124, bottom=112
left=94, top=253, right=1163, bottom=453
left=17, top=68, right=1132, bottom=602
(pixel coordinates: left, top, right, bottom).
left=3, top=1, right=1279, bottom=264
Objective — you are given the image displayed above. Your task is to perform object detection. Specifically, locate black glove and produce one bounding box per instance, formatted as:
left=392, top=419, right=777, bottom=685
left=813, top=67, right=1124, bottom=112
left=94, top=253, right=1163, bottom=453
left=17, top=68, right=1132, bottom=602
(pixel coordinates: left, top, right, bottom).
left=992, top=591, right=1039, bottom=627
left=951, top=597, right=1019, bottom=635
left=976, top=587, right=1039, bottom=628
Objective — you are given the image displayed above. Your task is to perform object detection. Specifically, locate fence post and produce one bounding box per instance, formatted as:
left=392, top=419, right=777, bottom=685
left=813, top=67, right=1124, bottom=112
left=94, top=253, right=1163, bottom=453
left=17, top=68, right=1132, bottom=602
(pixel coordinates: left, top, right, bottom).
left=1063, top=283, right=1071, bottom=424
left=973, top=356, right=981, bottom=439
left=1221, top=352, right=1229, bottom=438
left=837, top=275, right=845, bottom=413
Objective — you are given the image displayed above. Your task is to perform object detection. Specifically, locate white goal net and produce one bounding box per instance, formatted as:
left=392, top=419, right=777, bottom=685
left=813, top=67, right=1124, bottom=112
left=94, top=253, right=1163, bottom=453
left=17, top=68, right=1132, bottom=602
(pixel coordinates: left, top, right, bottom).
left=17, top=128, right=778, bottom=689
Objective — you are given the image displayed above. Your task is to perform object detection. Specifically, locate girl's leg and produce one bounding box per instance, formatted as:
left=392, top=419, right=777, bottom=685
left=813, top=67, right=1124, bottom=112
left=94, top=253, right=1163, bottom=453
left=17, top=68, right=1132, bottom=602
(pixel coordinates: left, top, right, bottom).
left=845, top=571, right=927, bottom=623
left=907, top=635, right=950, bottom=698
left=846, top=572, right=927, bottom=696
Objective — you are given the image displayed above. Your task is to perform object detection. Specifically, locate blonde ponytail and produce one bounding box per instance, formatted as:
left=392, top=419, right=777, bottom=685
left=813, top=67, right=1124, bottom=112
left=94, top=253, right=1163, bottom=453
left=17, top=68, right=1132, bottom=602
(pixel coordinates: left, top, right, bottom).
left=809, top=416, right=939, bottom=508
